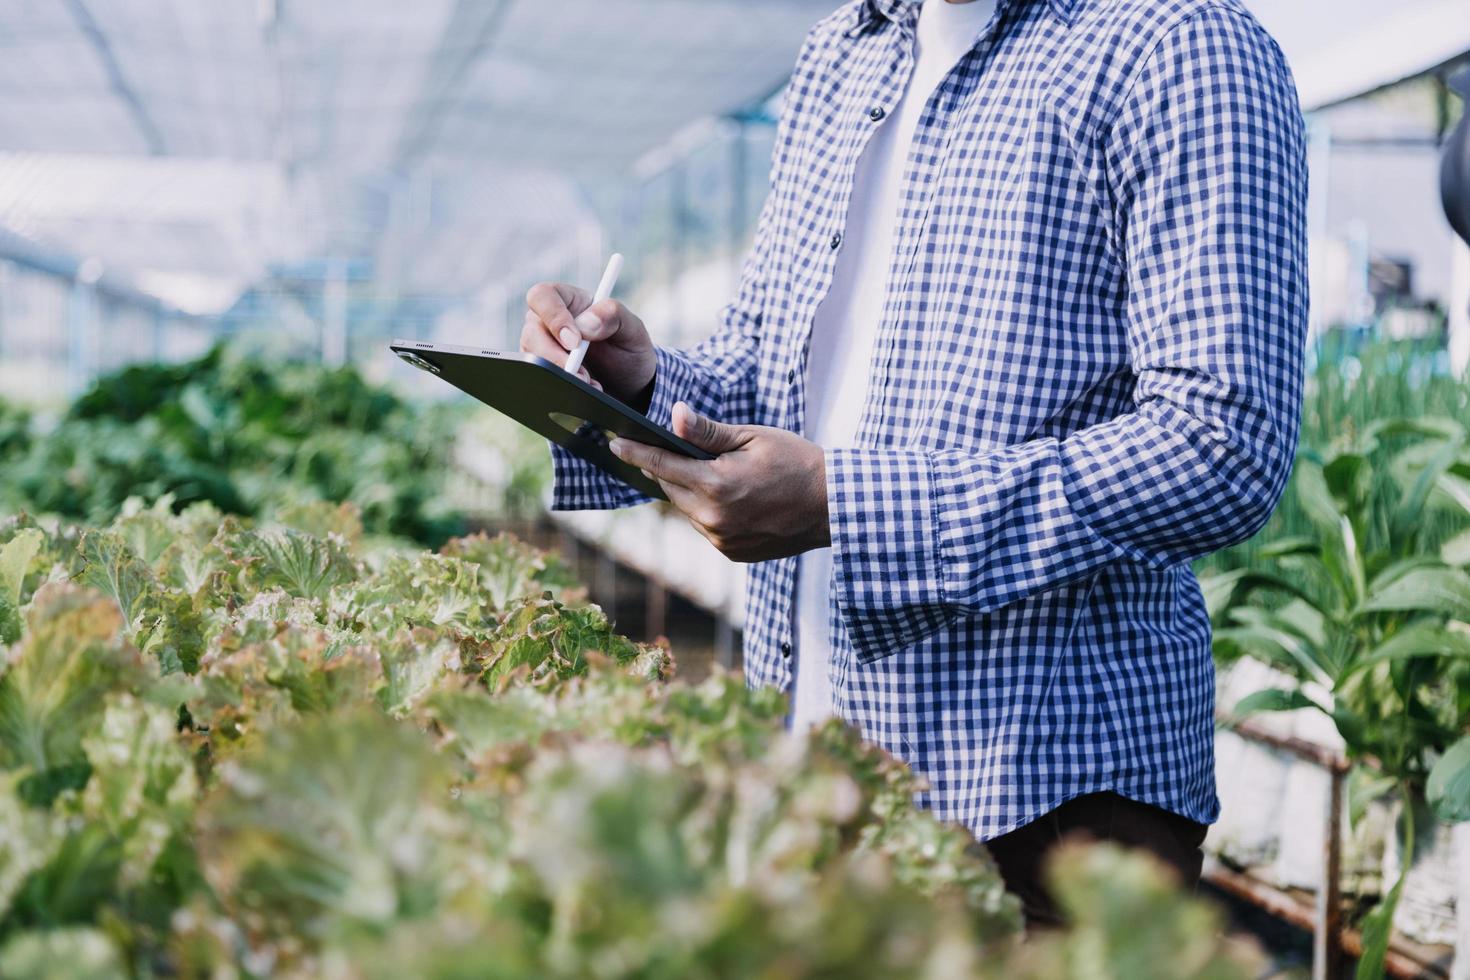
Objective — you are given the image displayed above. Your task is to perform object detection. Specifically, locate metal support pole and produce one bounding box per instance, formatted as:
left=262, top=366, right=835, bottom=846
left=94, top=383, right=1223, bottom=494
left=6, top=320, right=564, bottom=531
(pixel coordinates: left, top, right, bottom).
left=715, top=614, right=736, bottom=671
left=669, top=157, right=688, bottom=338
left=730, top=117, right=750, bottom=290
left=322, top=258, right=348, bottom=366
left=1313, top=766, right=1345, bottom=980
left=152, top=308, right=165, bottom=362
left=1213, top=718, right=1445, bottom=980
left=596, top=549, right=618, bottom=625
left=1305, top=116, right=1332, bottom=345
left=67, top=260, right=102, bottom=396
left=0, top=262, right=8, bottom=358
left=645, top=581, right=668, bottom=642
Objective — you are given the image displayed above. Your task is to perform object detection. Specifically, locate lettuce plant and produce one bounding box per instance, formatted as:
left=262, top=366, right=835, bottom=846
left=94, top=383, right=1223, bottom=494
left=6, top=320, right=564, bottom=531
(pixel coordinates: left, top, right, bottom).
left=0, top=346, right=467, bottom=544
left=0, top=504, right=1259, bottom=979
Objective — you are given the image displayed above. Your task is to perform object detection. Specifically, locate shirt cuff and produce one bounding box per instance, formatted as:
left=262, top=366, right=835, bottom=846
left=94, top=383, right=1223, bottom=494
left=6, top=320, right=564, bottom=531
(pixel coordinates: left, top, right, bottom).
left=550, top=444, right=651, bottom=511
left=549, top=346, right=718, bottom=512
left=827, top=440, right=1134, bottom=664
left=826, top=447, right=952, bottom=664
left=644, top=345, right=723, bottom=427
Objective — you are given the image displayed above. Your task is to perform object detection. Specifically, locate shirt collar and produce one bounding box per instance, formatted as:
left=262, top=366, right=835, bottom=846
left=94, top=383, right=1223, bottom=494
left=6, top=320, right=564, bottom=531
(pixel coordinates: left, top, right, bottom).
left=849, top=0, right=1080, bottom=35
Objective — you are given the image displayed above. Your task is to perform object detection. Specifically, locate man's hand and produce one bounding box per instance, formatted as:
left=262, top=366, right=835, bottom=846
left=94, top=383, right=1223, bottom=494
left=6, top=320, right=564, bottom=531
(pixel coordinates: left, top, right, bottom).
left=521, top=281, right=657, bottom=405
left=610, top=403, right=830, bottom=563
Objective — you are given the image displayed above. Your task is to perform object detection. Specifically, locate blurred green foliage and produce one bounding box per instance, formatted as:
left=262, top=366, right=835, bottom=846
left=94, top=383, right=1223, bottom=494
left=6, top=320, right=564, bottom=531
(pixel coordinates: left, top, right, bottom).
left=1207, top=336, right=1470, bottom=574
left=0, top=346, right=466, bottom=545
left=1203, top=336, right=1470, bottom=979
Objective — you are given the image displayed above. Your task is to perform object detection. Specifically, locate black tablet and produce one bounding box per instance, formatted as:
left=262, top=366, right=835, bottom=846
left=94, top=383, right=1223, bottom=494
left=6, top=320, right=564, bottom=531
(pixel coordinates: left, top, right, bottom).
left=389, top=340, right=712, bottom=501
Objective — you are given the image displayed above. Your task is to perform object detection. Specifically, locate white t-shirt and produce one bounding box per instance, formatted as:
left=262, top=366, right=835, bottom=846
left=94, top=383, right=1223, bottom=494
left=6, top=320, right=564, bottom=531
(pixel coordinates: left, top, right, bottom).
left=792, top=0, right=998, bottom=728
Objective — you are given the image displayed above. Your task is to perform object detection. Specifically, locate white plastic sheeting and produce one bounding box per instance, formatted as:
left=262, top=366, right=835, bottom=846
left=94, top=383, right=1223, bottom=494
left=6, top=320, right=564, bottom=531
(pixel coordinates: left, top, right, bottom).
left=0, top=0, right=834, bottom=310
left=0, top=0, right=833, bottom=170
left=0, top=0, right=1462, bottom=315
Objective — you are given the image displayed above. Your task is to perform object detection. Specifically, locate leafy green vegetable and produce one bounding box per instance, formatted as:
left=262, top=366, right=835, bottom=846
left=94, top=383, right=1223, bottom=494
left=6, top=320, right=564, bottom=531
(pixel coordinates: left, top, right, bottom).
left=0, top=346, right=468, bottom=544
left=1206, top=416, right=1470, bottom=979
left=197, top=710, right=456, bottom=940
left=0, top=529, right=43, bottom=643
left=1427, top=734, right=1470, bottom=822
left=0, top=586, right=150, bottom=807
left=231, top=527, right=361, bottom=602
left=0, top=505, right=1251, bottom=977
left=1002, top=843, right=1263, bottom=980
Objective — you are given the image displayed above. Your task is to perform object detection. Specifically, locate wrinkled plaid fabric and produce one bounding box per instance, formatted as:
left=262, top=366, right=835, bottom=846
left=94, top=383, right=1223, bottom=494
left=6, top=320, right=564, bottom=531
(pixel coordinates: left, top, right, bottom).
left=552, top=0, right=1307, bottom=839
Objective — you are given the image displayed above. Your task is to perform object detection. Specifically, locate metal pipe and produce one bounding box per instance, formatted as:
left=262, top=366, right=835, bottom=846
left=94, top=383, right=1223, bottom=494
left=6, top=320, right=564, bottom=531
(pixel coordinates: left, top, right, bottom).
left=1313, top=767, right=1346, bottom=980
left=1206, top=863, right=1446, bottom=979
left=1219, top=715, right=1354, bottom=774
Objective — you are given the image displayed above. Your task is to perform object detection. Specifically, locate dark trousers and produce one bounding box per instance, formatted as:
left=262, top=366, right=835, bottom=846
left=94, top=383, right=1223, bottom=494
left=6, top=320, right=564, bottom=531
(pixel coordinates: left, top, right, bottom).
left=984, top=791, right=1209, bottom=926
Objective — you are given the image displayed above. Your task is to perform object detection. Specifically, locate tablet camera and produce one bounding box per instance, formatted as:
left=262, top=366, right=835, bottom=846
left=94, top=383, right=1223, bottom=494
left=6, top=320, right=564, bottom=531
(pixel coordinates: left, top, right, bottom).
left=395, top=350, right=441, bottom=375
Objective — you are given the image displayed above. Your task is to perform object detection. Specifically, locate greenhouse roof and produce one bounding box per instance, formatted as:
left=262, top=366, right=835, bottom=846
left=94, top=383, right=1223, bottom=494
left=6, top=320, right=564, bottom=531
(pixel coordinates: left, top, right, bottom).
left=0, top=0, right=1463, bottom=315
left=0, top=0, right=835, bottom=170
left=0, top=0, right=836, bottom=311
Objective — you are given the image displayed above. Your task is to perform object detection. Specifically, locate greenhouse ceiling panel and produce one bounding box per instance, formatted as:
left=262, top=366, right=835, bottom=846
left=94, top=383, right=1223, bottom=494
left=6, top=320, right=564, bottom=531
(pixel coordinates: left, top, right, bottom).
left=0, top=0, right=835, bottom=174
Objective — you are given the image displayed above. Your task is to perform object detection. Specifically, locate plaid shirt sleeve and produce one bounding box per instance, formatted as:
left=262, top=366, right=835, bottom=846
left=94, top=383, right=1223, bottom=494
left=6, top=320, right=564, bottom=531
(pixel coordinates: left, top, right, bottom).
left=827, top=7, right=1307, bottom=664
left=549, top=223, right=772, bottom=510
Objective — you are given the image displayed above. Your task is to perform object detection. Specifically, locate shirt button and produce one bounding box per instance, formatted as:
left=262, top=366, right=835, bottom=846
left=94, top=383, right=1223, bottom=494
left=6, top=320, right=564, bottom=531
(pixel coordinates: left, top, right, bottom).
left=869, top=106, right=886, bottom=122
left=786, top=368, right=797, bottom=384
left=780, top=641, right=793, bottom=659
left=829, top=232, right=843, bottom=250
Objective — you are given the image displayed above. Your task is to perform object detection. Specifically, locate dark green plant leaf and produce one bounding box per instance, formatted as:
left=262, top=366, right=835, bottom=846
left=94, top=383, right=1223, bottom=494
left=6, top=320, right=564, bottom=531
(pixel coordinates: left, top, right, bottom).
left=1427, top=735, right=1470, bottom=822
left=1346, top=769, right=1397, bottom=828
left=1389, top=434, right=1463, bottom=550
left=1357, top=566, right=1470, bottom=621
left=1216, top=612, right=1333, bottom=687
left=1255, top=536, right=1319, bottom=560
left=1295, top=460, right=1346, bottom=535
left=1331, top=701, right=1372, bottom=758
left=1295, top=461, right=1367, bottom=607
left=1199, top=570, right=1320, bottom=624
left=1347, top=622, right=1470, bottom=679
left=1229, top=688, right=1321, bottom=719
left=1356, top=869, right=1405, bottom=980
left=0, top=594, right=20, bottom=648
left=1369, top=557, right=1453, bottom=592
left=1321, top=451, right=1371, bottom=511
left=1364, top=416, right=1466, bottom=444
left=8, top=824, right=123, bottom=929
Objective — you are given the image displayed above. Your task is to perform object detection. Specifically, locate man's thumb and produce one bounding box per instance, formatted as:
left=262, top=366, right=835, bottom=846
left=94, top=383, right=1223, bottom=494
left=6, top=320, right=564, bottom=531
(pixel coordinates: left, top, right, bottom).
left=674, top=403, right=744, bottom=454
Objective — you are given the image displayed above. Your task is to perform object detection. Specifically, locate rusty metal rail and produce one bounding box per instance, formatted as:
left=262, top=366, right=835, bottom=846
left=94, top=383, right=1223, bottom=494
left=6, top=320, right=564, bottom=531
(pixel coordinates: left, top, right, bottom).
left=1214, top=717, right=1449, bottom=980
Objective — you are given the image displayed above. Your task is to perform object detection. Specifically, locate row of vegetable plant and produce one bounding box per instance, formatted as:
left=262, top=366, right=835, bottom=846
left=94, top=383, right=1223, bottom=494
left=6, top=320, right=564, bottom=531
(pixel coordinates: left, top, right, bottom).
left=0, top=501, right=1255, bottom=979
left=0, top=347, right=474, bottom=546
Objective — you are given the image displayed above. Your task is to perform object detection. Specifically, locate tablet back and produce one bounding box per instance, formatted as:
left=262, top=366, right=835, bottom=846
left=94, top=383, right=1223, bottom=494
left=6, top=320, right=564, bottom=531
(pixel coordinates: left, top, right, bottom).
left=390, top=340, right=712, bottom=502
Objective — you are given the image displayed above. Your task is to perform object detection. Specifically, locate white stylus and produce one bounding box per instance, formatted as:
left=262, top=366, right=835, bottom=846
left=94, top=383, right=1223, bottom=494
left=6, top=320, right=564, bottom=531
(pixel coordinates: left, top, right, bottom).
left=564, top=253, right=624, bottom=377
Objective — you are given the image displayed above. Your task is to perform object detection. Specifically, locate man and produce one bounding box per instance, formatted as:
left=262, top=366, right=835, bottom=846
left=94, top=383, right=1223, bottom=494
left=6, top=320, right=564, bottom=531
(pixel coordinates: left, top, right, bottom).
left=522, top=0, right=1307, bottom=922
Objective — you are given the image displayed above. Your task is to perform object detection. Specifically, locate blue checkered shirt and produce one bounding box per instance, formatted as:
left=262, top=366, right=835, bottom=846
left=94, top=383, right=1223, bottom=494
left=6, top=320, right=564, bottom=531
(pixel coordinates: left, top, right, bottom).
left=552, top=0, right=1307, bottom=839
